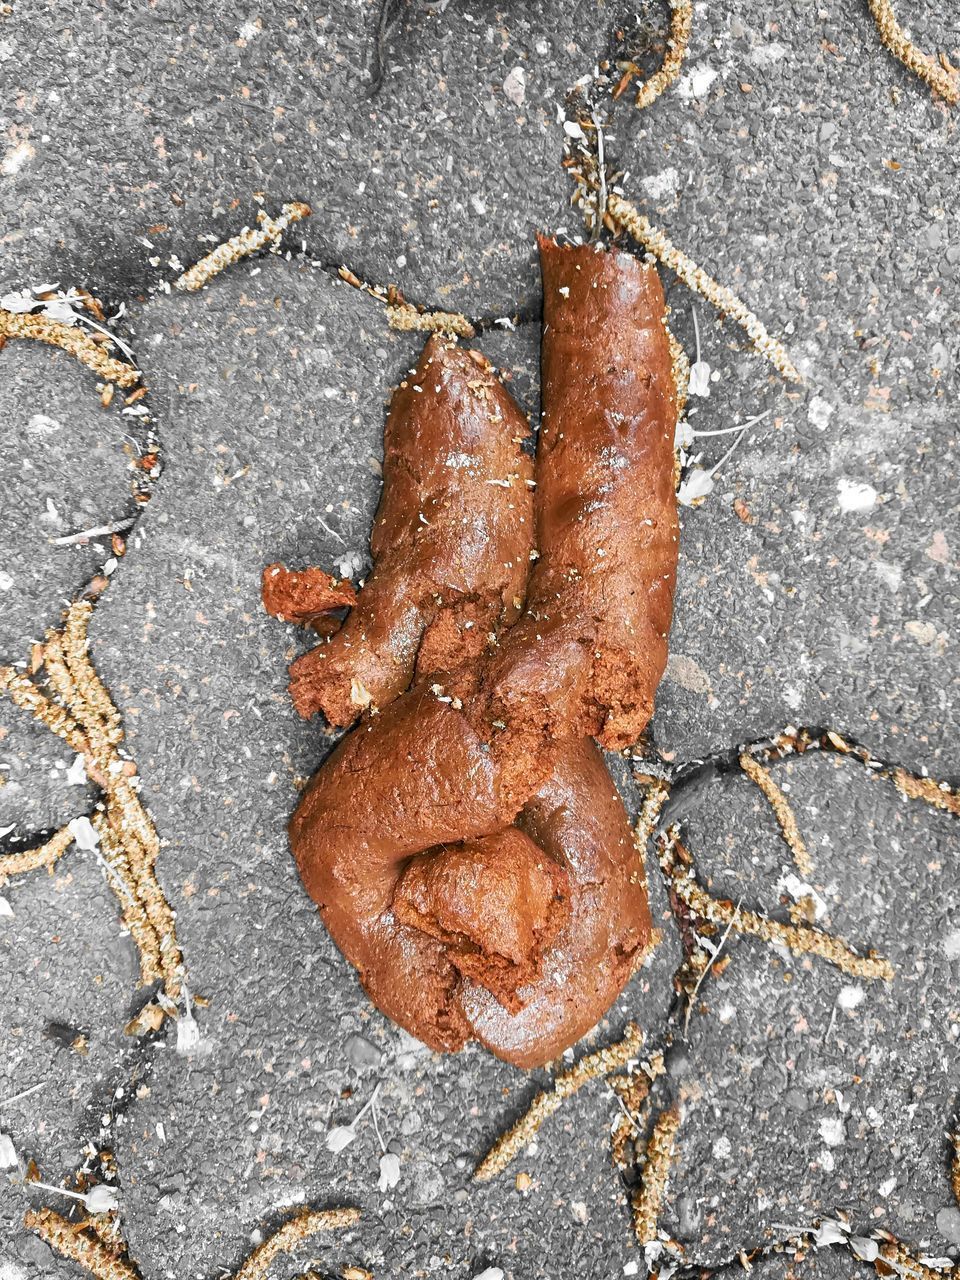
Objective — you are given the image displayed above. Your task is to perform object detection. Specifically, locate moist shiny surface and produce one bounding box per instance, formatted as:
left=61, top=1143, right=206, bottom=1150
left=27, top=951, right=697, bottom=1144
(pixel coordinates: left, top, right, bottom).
left=281, top=333, right=534, bottom=726
left=478, top=235, right=680, bottom=758
left=278, top=242, right=679, bottom=1067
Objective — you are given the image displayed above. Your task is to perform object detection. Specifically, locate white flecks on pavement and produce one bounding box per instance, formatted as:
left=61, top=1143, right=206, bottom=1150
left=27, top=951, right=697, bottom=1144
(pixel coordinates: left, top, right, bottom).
left=836, top=478, right=877, bottom=513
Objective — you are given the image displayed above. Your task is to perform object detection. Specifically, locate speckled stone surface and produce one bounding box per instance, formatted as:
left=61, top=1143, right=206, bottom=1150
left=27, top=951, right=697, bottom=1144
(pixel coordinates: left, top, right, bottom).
left=1, top=1, right=959, bottom=1277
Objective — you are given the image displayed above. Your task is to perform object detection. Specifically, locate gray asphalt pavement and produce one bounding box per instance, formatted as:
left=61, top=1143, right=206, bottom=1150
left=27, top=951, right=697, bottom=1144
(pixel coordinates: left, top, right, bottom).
left=1, top=2, right=958, bottom=1277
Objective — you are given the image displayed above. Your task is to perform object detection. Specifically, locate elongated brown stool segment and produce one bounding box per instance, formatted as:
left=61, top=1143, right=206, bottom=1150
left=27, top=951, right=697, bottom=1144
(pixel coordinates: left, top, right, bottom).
left=267, top=240, right=679, bottom=1068
left=264, top=334, right=533, bottom=725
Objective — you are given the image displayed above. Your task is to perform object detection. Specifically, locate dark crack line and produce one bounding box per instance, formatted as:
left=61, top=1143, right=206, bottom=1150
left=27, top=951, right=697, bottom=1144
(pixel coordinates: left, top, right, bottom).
left=294, top=245, right=543, bottom=333
left=644, top=722, right=960, bottom=833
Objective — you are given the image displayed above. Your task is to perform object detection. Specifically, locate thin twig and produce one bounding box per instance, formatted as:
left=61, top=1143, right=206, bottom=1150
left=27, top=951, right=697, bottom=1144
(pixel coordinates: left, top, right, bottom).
left=0, top=1081, right=47, bottom=1108
left=683, top=900, right=740, bottom=1037
left=51, top=518, right=136, bottom=547
left=592, top=111, right=608, bottom=234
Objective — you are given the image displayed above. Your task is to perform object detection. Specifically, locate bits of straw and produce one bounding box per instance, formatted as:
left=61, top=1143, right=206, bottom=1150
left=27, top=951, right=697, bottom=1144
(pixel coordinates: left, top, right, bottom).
left=634, top=0, right=693, bottom=110
left=24, top=1209, right=141, bottom=1280
left=231, top=1207, right=361, bottom=1280
left=878, top=1239, right=952, bottom=1280
left=0, top=308, right=140, bottom=388
left=867, top=0, right=959, bottom=104
left=1, top=601, right=183, bottom=1004
left=475, top=1023, right=644, bottom=1181
left=604, top=193, right=801, bottom=384
left=634, top=778, right=672, bottom=855
left=739, top=752, right=813, bottom=878
left=631, top=1105, right=681, bottom=1245
left=658, top=829, right=894, bottom=981
left=0, top=824, right=74, bottom=888
left=952, top=1133, right=960, bottom=1208
left=175, top=202, right=312, bottom=292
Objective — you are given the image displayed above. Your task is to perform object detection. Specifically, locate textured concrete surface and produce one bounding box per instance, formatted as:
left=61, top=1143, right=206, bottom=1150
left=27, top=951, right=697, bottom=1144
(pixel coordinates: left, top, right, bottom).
left=1, top=0, right=959, bottom=1277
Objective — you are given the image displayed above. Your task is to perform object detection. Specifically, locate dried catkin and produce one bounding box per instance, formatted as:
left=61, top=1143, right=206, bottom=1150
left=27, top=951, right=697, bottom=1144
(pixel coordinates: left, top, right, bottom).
left=475, top=1023, right=644, bottom=1180
left=604, top=193, right=801, bottom=384
left=739, top=752, right=813, bottom=878
left=385, top=304, right=476, bottom=338
left=0, top=825, right=74, bottom=887
left=658, top=831, right=894, bottom=981
left=634, top=778, right=672, bottom=855
left=762, top=726, right=960, bottom=819
left=892, top=767, right=960, bottom=817
left=866, top=0, right=959, bottom=104
left=0, top=666, right=92, bottom=759
left=230, top=1207, right=361, bottom=1280
left=631, top=1105, right=681, bottom=1244
left=175, top=202, right=312, bottom=292
left=2, top=605, right=184, bottom=1004
left=634, top=0, right=693, bottom=110
left=24, top=1209, right=141, bottom=1280
left=0, top=309, right=140, bottom=388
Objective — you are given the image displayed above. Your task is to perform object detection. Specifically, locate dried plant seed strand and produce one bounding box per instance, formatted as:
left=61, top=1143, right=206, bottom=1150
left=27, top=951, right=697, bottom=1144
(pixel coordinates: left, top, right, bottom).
left=750, top=725, right=960, bottom=819
left=475, top=1023, right=644, bottom=1180
left=385, top=303, right=475, bottom=338
left=867, top=0, right=959, bottom=104
left=659, top=831, right=894, bottom=980
left=175, top=202, right=312, bottom=292
left=604, top=193, right=801, bottom=383
left=892, top=767, right=960, bottom=817
left=63, top=602, right=123, bottom=744
left=230, top=1207, right=361, bottom=1280
left=0, top=667, right=90, bottom=757
left=739, top=752, right=813, bottom=878
left=0, top=309, right=140, bottom=388
left=632, top=1105, right=681, bottom=1244
left=0, top=824, right=74, bottom=887
left=952, top=1133, right=960, bottom=1207
left=24, top=1209, right=141, bottom=1280
left=57, top=603, right=183, bottom=997
left=92, top=810, right=164, bottom=986
left=635, top=0, right=693, bottom=110
left=335, top=265, right=475, bottom=338
left=611, top=1113, right=636, bottom=1170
